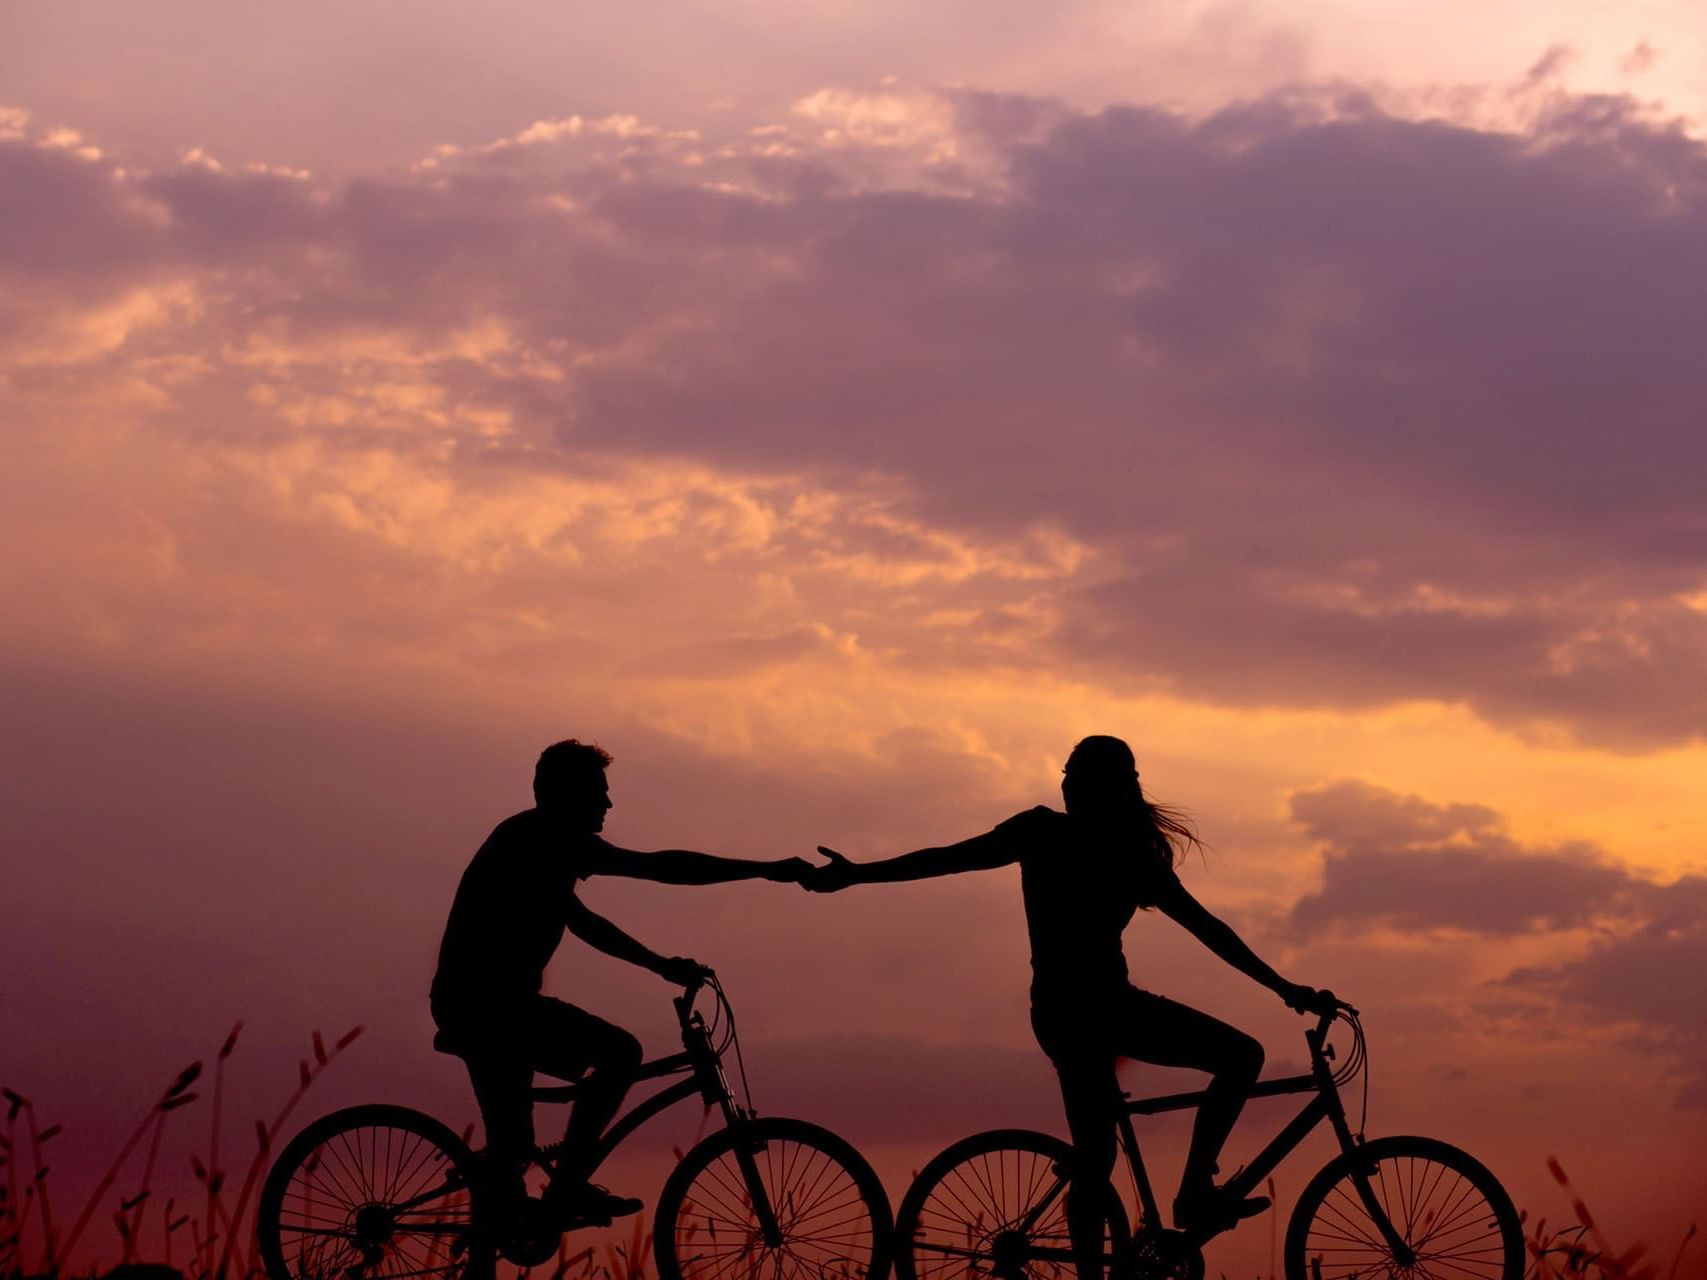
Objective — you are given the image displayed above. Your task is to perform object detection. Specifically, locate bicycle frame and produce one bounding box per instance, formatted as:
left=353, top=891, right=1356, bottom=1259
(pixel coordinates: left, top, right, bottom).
left=1114, top=1007, right=1411, bottom=1258
left=526, top=981, right=744, bottom=1167
left=522, top=978, right=787, bottom=1244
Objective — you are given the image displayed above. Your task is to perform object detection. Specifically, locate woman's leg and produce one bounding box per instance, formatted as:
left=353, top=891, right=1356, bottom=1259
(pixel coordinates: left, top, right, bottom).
left=1034, top=1001, right=1122, bottom=1280
left=1116, top=989, right=1264, bottom=1224
left=1052, top=1051, right=1122, bottom=1280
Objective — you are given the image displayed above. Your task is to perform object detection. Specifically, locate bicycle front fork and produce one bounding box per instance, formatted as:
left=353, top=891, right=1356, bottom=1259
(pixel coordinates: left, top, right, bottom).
left=724, top=1113, right=786, bottom=1248
left=1339, top=1149, right=1417, bottom=1266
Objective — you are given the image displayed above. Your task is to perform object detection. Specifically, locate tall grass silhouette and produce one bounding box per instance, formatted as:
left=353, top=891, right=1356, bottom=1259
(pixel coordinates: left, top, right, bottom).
left=5, top=1058, right=1698, bottom=1280
left=1525, top=1158, right=1697, bottom=1280
left=1, top=1022, right=360, bottom=1280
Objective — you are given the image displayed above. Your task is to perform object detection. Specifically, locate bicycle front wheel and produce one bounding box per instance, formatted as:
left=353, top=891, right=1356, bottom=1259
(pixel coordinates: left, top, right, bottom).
left=654, top=1116, right=893, bottom=1280
left=257, top=1104, right=487, bottom=1280
left=895, top=1129, right=1133, bottom=1280
left=1284, top=1135, right=1522, bottom=1280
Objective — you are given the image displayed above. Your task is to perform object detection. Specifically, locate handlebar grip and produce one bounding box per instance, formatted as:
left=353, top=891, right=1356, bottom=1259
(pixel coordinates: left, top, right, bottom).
left=672, top=986, right=698, bottom=1021
left=675, top=968, right=711, bottom=1009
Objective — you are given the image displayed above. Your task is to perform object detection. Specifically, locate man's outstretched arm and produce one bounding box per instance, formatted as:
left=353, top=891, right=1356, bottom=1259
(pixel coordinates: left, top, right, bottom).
left=562, top=893, right=704, bottom=983
left=585, top=839, right=811, bottom=886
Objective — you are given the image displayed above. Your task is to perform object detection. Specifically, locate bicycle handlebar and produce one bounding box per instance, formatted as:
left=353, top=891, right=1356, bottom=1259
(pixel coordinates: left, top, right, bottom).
left=673, top=968, right=714, bottom=1020
left=1306, top=995, right=1359, bottom=1043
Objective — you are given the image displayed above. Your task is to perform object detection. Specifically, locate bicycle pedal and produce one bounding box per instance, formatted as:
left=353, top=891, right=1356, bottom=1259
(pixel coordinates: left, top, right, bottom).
left=562, top=1212, right=613, bottom=1230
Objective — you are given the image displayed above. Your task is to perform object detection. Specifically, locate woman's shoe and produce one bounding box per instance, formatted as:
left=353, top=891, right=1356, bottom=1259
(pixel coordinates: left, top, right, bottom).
left=1172, top=1184, right=1270, bottom=1234
left=544, top=1180, right=645, bottom=1226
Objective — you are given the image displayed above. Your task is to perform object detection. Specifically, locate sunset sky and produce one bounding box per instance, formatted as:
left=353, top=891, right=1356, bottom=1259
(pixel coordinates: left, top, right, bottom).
left=5, top=2, right=1707, bottom=1274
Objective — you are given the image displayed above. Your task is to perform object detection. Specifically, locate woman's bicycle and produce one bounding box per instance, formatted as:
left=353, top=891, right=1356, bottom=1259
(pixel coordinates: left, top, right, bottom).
left=893, top=1002, right=1522, bottom=1280
left=257, top=974, right=894, bottom=1280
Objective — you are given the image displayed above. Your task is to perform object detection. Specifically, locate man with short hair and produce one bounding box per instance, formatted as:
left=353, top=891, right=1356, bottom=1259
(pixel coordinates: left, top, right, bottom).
left=431, top=739, right=809, bottom=1224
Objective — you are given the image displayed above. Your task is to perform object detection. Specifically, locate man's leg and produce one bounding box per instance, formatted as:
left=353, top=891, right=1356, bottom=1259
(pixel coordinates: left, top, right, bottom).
left=1115, top=989, right=1264, bottom=1229
left=529, top=1000, right=643, bottom=1209
left=462, top=1049, right=536, bottom=1226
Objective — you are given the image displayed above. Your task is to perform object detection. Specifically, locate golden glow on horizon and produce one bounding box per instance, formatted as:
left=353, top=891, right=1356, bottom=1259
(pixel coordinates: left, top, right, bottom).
left=8, top=416, right=1707, bottom=895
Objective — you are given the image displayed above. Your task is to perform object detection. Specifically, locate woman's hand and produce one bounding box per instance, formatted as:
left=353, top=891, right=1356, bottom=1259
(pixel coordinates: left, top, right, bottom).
left=801, top=846, right=860, bottom=893
left=1281, top=982, right=1341, bottom=1016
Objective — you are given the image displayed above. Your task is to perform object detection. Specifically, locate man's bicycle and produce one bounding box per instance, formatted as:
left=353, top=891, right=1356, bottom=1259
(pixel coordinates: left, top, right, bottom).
left=893, top=1003, right=1522, bottom=1280
left=257, top=974, right=894, bottom=1280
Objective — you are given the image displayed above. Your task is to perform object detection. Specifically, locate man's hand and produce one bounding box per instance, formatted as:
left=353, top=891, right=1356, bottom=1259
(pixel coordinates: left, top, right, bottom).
left=764, top=857, right=816, bottom=883
left=658, top=955, right=712, bottom=987
left=801, top=846, right=861, bottom=893
left=1281, top=983, right=1342, bottom=1016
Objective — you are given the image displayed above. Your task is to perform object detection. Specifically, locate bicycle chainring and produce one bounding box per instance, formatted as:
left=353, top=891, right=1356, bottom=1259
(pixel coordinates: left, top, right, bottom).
left=499, top=1198, right=564, bottom=1267
left=1129, top=1228, right=1204, bottom=1280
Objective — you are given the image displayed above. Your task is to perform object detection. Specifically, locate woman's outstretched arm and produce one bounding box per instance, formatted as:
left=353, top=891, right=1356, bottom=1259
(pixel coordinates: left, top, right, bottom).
left=1154, top=877, right=1335, bottom=1012
left=805, top=829, right=1018, bottom=891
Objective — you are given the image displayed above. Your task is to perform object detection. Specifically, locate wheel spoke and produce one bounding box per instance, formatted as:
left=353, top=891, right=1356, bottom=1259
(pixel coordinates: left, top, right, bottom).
left=898, top=1135, right=1136, bottom=1280
left=661, top=1127, right=885, bottom=1280
left=1295, top=1141, right=1519, bottom=1280
left=258, top=1110, right=480, bottom=1280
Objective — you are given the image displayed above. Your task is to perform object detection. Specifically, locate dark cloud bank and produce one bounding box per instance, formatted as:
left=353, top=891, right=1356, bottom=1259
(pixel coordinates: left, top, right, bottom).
left=1289, top=778, right=1707, bottom=1102
left=8, top=85, right=1707, bottom=748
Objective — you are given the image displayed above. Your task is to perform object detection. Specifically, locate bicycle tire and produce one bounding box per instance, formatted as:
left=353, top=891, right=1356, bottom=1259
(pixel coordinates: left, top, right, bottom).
left=257, top=1103, right=489, bottom=1280
left=895, top=1129, right=1135, bottom=1280
left=1283, top=1135, right=1522, bottom=1280
left=654, top=1115, right=894, bottom=1280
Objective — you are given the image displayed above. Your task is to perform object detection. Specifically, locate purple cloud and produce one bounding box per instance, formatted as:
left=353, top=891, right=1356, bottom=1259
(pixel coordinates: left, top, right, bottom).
left=9, top=87, right=1707, bottom=746
left=1288, top=779, right=1646, bottom=936
left=1508, top=876, right=1707, bottom=1103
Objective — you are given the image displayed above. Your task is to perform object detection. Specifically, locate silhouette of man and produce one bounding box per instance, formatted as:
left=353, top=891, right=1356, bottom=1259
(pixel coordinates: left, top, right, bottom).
left=431, top=739, right=809, bottom=1226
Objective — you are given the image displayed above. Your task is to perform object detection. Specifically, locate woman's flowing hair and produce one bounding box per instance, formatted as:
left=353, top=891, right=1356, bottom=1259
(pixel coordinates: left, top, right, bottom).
left=1066, top=734, right=1202, bottom=871
left=1142, top=789, right=1201, bottom=870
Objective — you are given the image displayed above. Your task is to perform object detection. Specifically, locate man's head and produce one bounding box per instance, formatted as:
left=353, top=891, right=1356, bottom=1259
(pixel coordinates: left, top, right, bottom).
left=533, top=739, right=614, bottom=831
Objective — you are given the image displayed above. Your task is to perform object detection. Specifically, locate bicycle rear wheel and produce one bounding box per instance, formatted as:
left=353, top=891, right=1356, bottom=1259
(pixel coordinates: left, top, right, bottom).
left=654, top=1116, right=893, bottom=1280
left=257, top=1104, right=488, bottom=1280
left=1283, top=1135, right=1522, bottom=1280
left=895, top=1129, right=1133, bottom=1280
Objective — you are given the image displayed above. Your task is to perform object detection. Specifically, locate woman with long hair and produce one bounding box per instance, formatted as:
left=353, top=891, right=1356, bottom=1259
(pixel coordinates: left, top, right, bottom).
left=803, top=735, right=1337, bottom=1280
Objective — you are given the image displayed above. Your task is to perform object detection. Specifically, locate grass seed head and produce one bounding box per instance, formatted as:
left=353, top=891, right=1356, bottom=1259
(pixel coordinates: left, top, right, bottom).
left=218, top=1024, right=243, bottom=1061
left=163, top=1063, right=203, bottom=1101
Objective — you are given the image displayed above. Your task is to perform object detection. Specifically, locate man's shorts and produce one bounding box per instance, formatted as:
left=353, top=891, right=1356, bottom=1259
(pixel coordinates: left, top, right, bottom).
left=433, top=992, right=634, bottom=1083
left=432, top=993, right=642, bottom=1166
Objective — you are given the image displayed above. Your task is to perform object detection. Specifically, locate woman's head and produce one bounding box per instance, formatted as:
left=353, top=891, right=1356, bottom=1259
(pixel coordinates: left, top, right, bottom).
left=1061, top=734, right=1197, bottom=869
left=1061, top=735, right=1141, bottom=817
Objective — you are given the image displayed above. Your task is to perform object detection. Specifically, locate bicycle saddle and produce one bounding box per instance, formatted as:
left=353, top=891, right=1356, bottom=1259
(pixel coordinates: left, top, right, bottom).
left=431, top=1029, right=469, bottom=1057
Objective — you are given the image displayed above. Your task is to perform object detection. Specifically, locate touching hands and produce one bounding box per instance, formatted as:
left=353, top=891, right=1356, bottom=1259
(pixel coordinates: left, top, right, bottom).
left=766, top=857, right=817, bottom=883
left=800, top=846, right=861, bottom=893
